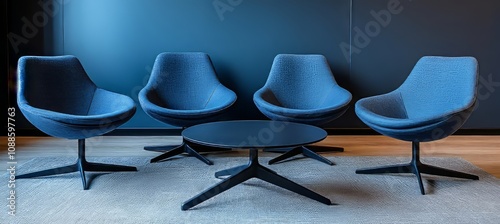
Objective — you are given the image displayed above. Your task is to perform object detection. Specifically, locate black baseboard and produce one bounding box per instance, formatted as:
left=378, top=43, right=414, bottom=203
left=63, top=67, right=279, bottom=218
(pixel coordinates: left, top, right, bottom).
left=326, top=129, right=500, bottom=135
left=449, top=129, right=500, bottom=135
left=13, top=128, right=183, bottom=137
left=105, top=128, right=183, bottom=136
left=12, top=128, right=500, bottom=137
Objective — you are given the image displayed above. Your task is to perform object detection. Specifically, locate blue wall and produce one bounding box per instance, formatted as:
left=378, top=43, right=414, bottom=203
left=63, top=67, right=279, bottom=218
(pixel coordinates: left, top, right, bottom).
left=7, top=0, right=500, bottom=131
left=63, top=0, right=351, bottom=128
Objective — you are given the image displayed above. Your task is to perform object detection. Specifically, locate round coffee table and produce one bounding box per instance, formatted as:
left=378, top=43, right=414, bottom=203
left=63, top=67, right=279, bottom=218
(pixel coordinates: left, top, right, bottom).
left=181, top=120, right=332, bottom=210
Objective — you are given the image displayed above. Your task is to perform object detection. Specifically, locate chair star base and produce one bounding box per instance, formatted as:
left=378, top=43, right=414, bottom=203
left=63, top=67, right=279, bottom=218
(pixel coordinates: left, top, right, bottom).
left=16, top=139, right=137, bottom=190
left=146, top=141, right=230, bottom=165
left=355, top=141, right=479, bottom=195
left=181, top=148, right=333, bottom=210
left=266, top=145, right=344, bottom=165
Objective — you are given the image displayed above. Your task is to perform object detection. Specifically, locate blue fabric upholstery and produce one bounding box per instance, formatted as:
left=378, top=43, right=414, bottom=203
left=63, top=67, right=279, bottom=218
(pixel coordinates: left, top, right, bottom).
left=17, top=55, right=137, bottom=139
left=139, top=52, right=237, bottom=127
left=355, top=56, right=479, bottom=142
left=254, top=54, right=352, bottom=126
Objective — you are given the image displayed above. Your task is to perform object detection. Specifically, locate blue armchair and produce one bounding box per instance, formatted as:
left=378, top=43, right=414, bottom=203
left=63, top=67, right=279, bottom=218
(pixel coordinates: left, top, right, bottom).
left=16, top=55, right=137, bottom=190
left=254, top=54, right=352, bottom=165
left=355, top=56, right=479, bottom=194
left=139, top=52, right=237, bottom=164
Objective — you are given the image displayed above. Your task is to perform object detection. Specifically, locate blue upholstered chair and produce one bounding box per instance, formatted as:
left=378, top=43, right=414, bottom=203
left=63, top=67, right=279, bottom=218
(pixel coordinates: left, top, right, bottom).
left=355, top=56, right=479, bottom=194
left=253, top=54, right=352, bottom=165
left=16, top=55, right=137, bottom=190
left=139, top=52, right=237, bottom=164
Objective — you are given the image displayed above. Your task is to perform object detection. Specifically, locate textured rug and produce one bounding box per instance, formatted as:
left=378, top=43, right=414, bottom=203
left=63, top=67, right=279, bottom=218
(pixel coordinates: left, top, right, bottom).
left=2, top=155, right=500, bottom=223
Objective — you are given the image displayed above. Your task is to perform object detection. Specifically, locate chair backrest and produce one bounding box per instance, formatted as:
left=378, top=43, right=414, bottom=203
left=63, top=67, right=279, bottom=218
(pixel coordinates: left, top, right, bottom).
left=146, top=52, right=222, bottom=110
left=264, top=54, right=339, bottom=109
left=17, top=55, right=97, bottom=115
left=398, top=56, right=478, bottom=119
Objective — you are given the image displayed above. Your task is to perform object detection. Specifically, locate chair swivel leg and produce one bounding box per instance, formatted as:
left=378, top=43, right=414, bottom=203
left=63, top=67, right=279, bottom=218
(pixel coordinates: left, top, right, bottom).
left=268, top=146, right=337, bottom=165
left=148, top=141, right=221, bottom=165
left=17, top=139, right=137, bottom=190
left=355, top=141, right=478, bottom=194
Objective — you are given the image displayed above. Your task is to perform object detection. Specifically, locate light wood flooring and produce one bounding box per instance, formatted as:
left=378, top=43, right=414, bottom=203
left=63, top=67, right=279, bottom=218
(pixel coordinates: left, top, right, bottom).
left=1, top=135, right=499, bottom=178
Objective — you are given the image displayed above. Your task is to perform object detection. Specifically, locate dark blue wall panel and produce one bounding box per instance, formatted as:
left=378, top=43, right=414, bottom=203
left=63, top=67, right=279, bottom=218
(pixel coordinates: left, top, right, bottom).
left=64, top=0, right=351, bottom=128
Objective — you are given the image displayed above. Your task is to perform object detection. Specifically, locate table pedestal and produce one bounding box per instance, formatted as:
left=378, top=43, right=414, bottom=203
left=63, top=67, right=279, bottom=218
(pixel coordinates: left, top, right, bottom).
left=182, top=148, right=332, bottom=210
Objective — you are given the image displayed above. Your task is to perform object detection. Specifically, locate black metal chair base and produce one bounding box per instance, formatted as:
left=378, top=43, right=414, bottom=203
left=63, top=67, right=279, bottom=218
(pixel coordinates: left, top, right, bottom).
left=355, top=141, right=479, bottom=195
left=16, top=139, right=137, bottom=190
left=146, top=141, right=229, bottom=165
left=267, top=145, right=344, bottom=166
left=181, top=148, right=332, bottom=210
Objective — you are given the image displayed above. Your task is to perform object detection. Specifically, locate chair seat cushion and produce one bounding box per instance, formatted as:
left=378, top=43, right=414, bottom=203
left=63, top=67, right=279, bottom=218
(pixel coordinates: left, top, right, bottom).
left=253, top=87, right=351, bottom=125
left=19, top=88, right=136, bottom=139
left=139, top=85, right=236, bottom=127
left=355, top=92, right=476, bottom=130
left=356, top=99, right=476, bottom=142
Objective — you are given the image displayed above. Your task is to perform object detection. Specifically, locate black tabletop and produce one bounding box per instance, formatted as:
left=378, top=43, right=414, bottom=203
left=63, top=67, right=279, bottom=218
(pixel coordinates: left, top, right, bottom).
left=182, top=120, right=327, bottom=149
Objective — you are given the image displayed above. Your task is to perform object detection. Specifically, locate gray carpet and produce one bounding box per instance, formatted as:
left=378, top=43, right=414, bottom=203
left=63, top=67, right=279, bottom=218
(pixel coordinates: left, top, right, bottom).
left=3, top=154, right=500, bottom=223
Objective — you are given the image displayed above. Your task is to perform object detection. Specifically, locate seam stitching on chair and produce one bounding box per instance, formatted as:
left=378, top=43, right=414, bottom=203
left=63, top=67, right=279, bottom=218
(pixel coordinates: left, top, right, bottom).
left=86, top=87, right=97, bottom=115
left=204, top=83, right=220, bottom=109
left=398, top=91, right=409, bottom=119
left=318, top=85, right=335, bottom=108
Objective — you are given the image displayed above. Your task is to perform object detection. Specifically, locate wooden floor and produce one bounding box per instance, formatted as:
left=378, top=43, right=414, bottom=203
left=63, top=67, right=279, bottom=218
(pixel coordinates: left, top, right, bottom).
left=1, top=135, right=499, bottom=178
